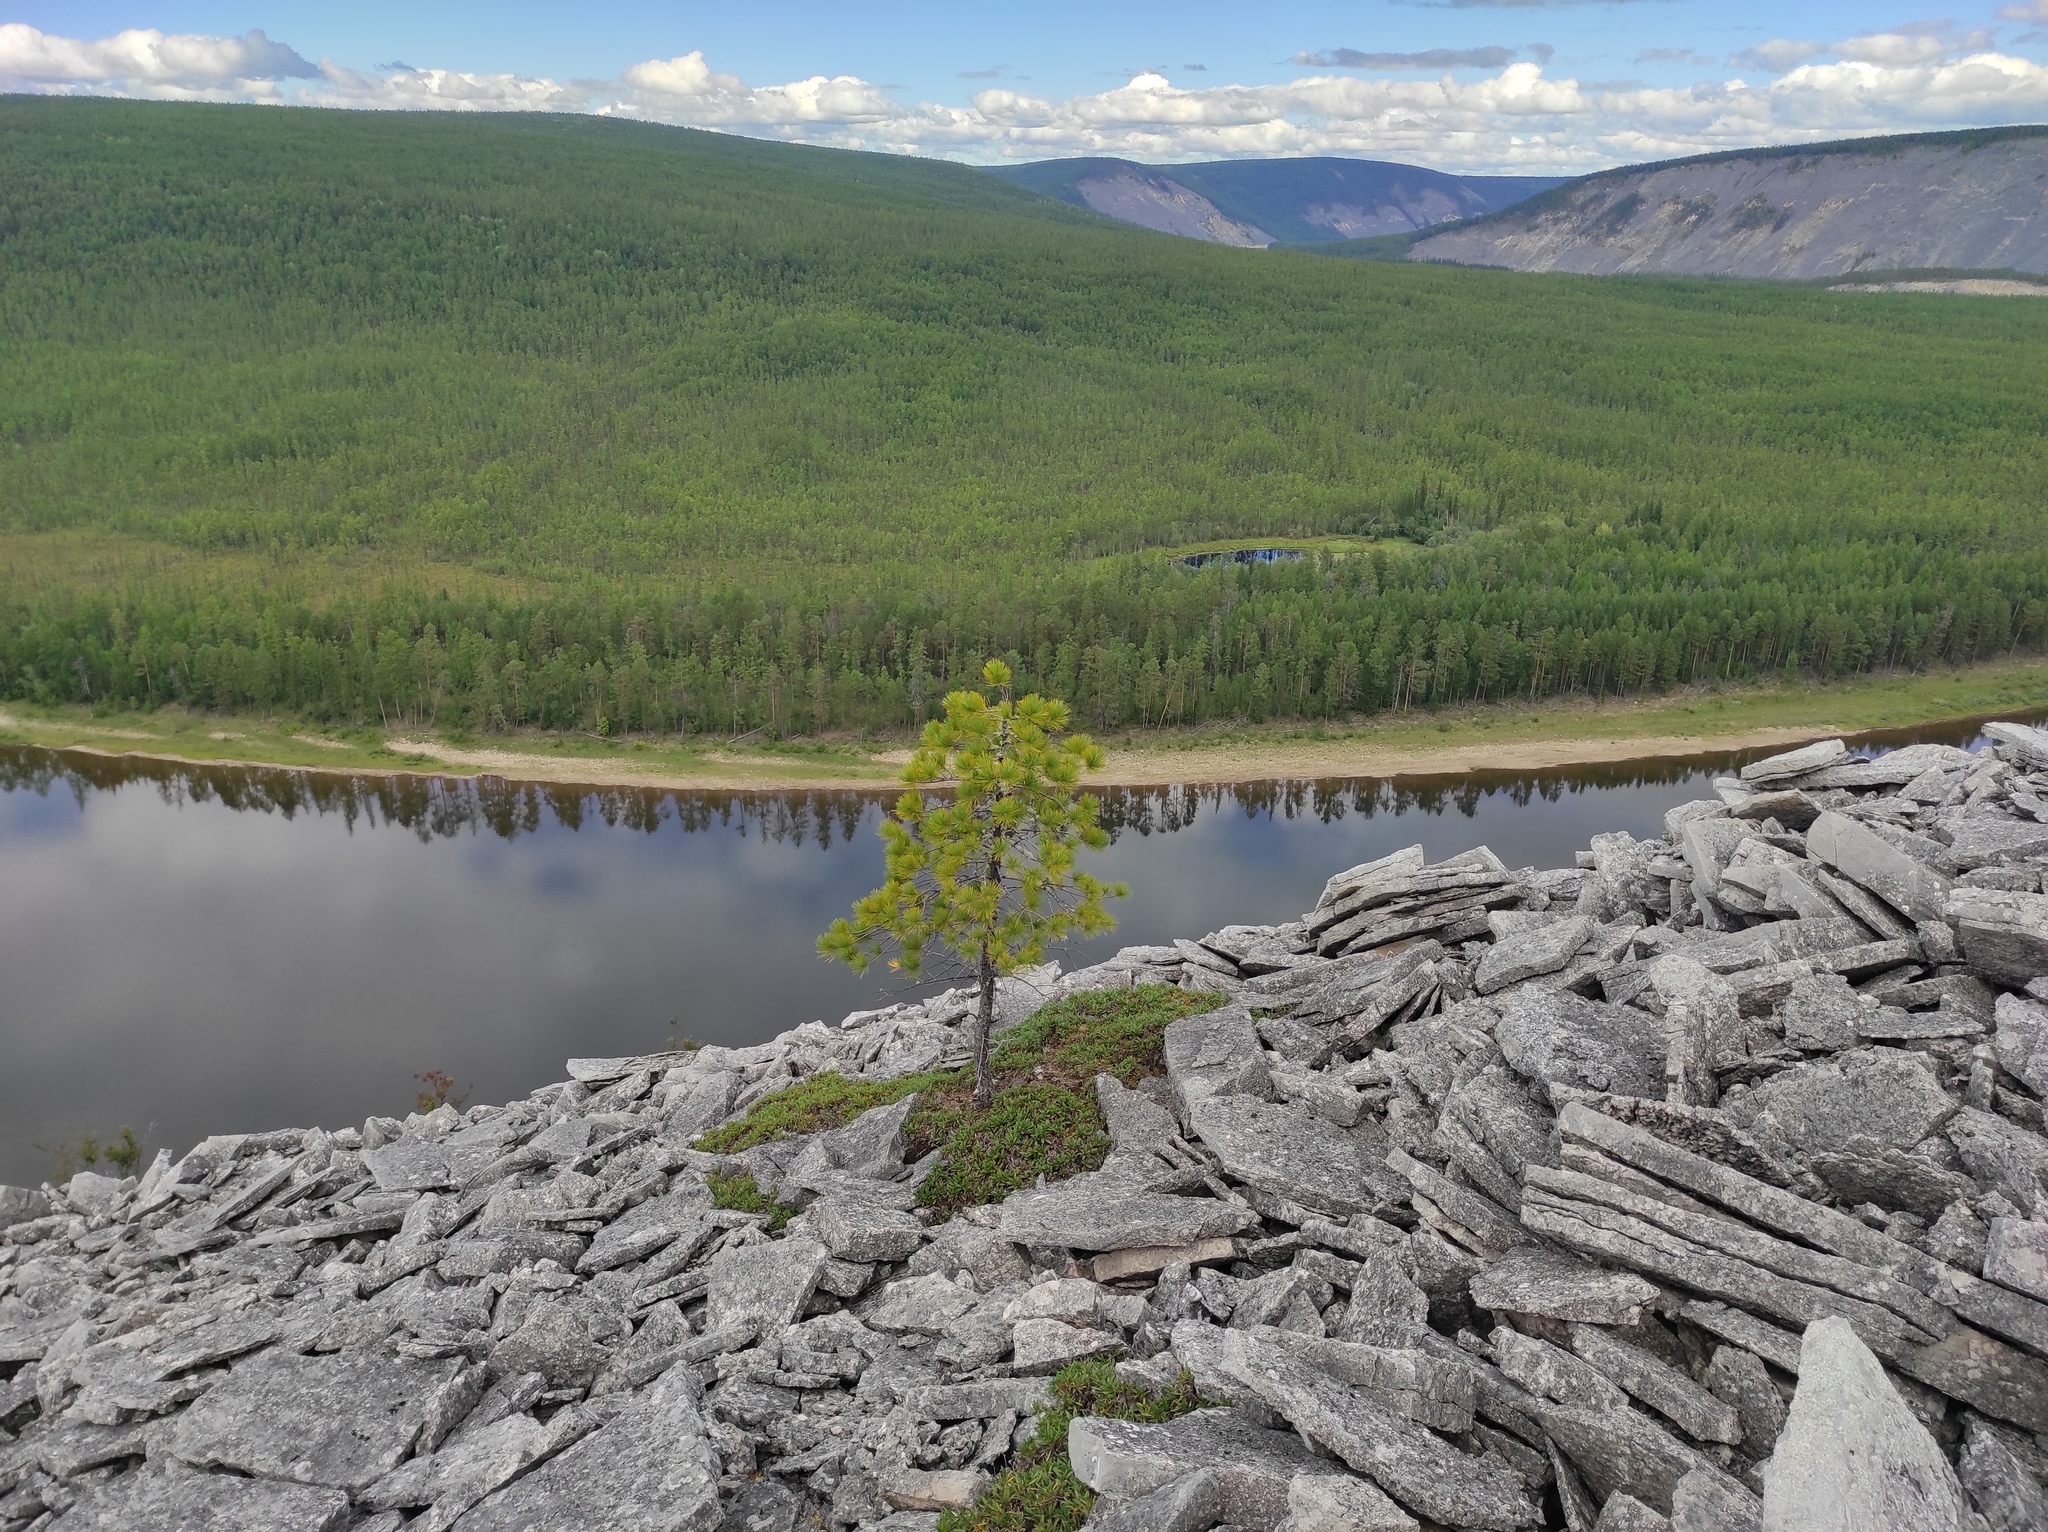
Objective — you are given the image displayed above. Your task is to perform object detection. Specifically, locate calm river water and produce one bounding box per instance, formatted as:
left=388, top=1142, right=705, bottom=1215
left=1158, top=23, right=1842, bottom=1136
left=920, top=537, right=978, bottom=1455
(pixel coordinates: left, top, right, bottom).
left=0, top=720, right=2003, bottom=1185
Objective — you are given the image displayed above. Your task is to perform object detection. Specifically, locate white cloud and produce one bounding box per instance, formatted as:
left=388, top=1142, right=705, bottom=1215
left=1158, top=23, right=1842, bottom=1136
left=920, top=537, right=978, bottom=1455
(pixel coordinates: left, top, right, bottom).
left=0, top=23, right=315, bottom=91
left=1998, top=1, right=2048, bottom=19
left=7, top=24, right=2048, bottom=174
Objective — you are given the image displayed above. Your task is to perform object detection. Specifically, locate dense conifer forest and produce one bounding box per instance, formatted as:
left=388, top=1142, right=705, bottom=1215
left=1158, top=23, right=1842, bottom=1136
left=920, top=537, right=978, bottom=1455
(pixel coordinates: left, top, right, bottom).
left=3, top=98, right=2045, bottom=737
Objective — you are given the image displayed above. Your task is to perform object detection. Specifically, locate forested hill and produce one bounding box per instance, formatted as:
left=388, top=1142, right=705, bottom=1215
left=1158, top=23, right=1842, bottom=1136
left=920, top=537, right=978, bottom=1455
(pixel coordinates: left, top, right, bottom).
left=3, top=97, right=2047, bottom=740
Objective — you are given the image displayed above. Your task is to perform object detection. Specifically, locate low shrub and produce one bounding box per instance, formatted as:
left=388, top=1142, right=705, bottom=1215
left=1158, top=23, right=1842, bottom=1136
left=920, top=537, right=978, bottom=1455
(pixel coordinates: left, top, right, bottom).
left=704, top=1170, right=795, bottom=1231
left=911, top=1083, right=1112, bottom=1216
left=938, top=1360, right=1207, bottom=1532
left=992, top=986, right=1223, bottom=1088
left=694, top=1066, right=964, bottom=1154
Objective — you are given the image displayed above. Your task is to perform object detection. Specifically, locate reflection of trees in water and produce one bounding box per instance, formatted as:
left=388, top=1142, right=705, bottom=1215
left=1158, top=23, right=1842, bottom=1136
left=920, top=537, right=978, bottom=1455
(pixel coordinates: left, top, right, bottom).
left=0, top=714, right=1996, bottom=849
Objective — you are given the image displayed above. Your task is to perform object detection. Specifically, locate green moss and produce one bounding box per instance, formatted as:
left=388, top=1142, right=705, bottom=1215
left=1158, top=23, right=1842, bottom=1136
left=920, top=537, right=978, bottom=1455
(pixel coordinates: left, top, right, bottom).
left=703, top=1171, right=796, bottom=1231
left=991, top=986, right=1224, bottom=1087
left=912, top=1084, right=1113, bottom=1216
left=939, top=1360, right=1208, bottom=1532
left=694, top=1066, right=965, bottom=1154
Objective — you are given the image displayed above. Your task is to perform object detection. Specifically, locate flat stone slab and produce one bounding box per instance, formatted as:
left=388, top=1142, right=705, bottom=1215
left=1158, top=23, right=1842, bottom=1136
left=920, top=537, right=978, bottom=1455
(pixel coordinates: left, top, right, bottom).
left=1763, top=1317, right=1967, bottom=1532
left=704, top=1237, right=829, bottom=1340
left=899, top=1378, right=1053, bottom=1421
left=1945, top=886, right=2048, bottom=985
left=1467, top=1246, right=1658, bottom=1326
left=167, top=1346, right=464, bottom=1494
left=1735, top=1047, right=1957, bottom=1170
left=1187, top=1095, right=1404, bottom=1217
left=55, top=1465, right=352, bottom=1531
left=1474, top=917, right=1591, bottom=995
left=453, top=1387, right=722, bottom=1532
left=859, top=1272, right=980, bottom=1336
left=996, top=1170, right=1258, bottom=1252
left=1068, top=1407, right=1321, bottom=1529
left=1495, top=989, right=1665, bottom=1104
left=1011, top=1318, right=1119, bottom=1374
left=1164, top=1005, right=1271, bottom=1125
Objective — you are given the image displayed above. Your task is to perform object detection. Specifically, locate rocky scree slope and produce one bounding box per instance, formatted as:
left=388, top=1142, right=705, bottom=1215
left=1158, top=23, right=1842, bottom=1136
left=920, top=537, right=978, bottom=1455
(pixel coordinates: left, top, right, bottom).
left=1400, top=126, right=2048, bottom=280
left=10, top=726, right=2048, bottom=1529
left=990, top=158, right=1563, bottom=248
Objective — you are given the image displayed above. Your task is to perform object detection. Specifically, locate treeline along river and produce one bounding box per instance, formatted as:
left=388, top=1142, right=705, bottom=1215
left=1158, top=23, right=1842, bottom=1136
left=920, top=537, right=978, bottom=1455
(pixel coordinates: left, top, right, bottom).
left=0, top=720, right=2003, bottom=1185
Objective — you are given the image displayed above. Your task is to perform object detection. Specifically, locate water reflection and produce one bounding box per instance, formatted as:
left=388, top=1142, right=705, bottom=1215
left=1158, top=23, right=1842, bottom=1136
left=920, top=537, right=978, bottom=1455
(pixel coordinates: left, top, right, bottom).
left=0, top=711, right=2011, bottom=1185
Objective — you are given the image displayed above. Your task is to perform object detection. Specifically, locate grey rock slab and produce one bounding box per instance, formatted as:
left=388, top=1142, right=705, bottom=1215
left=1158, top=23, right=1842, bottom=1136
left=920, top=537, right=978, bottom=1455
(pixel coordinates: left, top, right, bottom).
left=1761, top=1317, right=1967, bottom=1532
left=1217, top=1329, right=1538, bottom=1529
left=453, top=1384, right=722, bottom=1532
left=718, top=1480, right=800, bottom=1532
left=359, top=1410, right=554, bottom=1511
left=1468, top=1246, right=1659, bottom=1326
left=1085, top=1467, right=1223, bottom=1532
left=486, top=1302, right=608, bottom=1389
left=900, top=1377, right=1053, bottom=1420
left=1944, top=886, right=2048, bottom=986
left=883, top=1468, right=991, bottom=1510
left=1475, top=917, right=1592, bottom=994
left=1958, top=1418, right=2048, bottom=1532
left=1808, top=812, right=1953, bottom=925
left=1993, top=992, right=2048, bottom=1098
left=1736, top=1048, right=1957, bottom=1172
left=812, top=1197, right=928, bottom=1263
left=1068, top=1408, right=1321, bottom=1529
left=1330, top=1247, right=1429, bottom=1347
left=1947, top=817, right=2048, bottom=870
left=1669, top=1468, right=1761, bottom=1532
left=1280, top=1472, right=1418, bottom=1532
left=705, top=1237, right=829, bottom=1341
left=53, top=1465, right=352, bottom=1531
left=1188, top=1095, right=1403, bottom=1217
left=1984, top=1215, right=2048, bottom=1301
left=1098, top=1074, right=1183, bottom=1152
left=1645, top=955, right=1742, bottom=1106
left=577, top=1192, right=706, bottom=1274
left=1947, top=1107, right=2048, bottom=1217
left=1535, top=1399, right=1714, bottom=1517
left=1496, top=989, right=1667, bottom=1104
left=1239, top=1325, right=1476, bottom=1434
left=1011, top=1317, right=1119, bottom=1374
left=1593, top=1495, right=1671, bottom=1532
left=167, top=1345, right=464, bottom=1494
left=860, top=1272, right=980, bottom=1336
left=1569, top=1325, right=1741, bottom=1445
left=909, top=1217, right=1033, bottom=1287
left=996, top=1171, right=1258, bottom=1252
left=1700, top=1345, right=1787, bottom=1459
left=1491, top=1327, right=1629, bottom=1413
left=1740, top=739, right=1847, bottom=785
left=1680, top=819, right=1752, bottom=902
left=1166, top=1005, right=1273, bottom=1125
left=1985, top=720, right=2048, bottom=769
left=1810, top=1137, right=1980, bottom=1221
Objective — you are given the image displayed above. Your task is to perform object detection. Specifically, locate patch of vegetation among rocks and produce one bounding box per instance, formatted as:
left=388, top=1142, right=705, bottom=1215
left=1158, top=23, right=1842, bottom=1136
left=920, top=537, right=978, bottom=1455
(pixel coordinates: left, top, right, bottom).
left=703, top=1170, right=795, bottom=1230
left=938, top=1360, right=1206, bottom=1532
left=695, top=1067, right=965, bottom=1153
left=991, top=986, right=1224, bottom=1088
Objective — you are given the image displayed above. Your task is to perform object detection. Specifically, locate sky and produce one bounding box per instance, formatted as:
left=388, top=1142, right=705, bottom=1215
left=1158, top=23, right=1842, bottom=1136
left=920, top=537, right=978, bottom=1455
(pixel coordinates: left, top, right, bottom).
left=4, top=1, right=2048, bottom=173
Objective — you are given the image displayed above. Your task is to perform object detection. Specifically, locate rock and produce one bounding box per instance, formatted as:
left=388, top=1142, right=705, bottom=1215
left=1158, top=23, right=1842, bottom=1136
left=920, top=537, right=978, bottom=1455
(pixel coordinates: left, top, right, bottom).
left=0, top=1184, right=54, bottom=1225
left=1984, top=1216, right=2048, bottom=1301
left=719, top=1480, right=800, bottom=1532
left=1569, top=1325, right=1741, bottom=1445
left=1332, top=1247, right=1430, bottom=1346
left=1093, top=1238, right=1238, bottom=1283
left=1012, top=1317, right=1120, bottom=1374
left=1475, top=917, right=1592, bottom=994
left=1279, top=1472, right=1418, bottom=1532
left=1496, top=989, right=1666, bottom=1104
left=1957, top=1417, right=2048, bottom=1532
left=1468, top=1247, right=1658, bottom=1326
left=1741, top=739, right=1847, bottom=785
left=454, top=1382, right=722, bottom=1531
left=1644, top=956, right=1742, bottom=1107
left=167, top=1347, right=464, bottom=1494
left=1734, top=1049, right=1957, bottom=1171
left=908, top=1217, right=1033, bottom=1287
left=883, top=1468, right=990, bottom=1511
left=1242, top=1326, right=1476, bottom=1433
left=578, top=1192, right=707, bottom=1274
left=1808, top=812, right=1952, bottom=925
left=1067, top=1408, right=1321, bottom=1529
left=1947, top=1108, right=2048, bottom=1217
left=705, top=1237, right=829, bottom=1340
left=1985, top=720, right=2048, bottom=768
left=1993, top=992, right=2048, bottom=1098
left=1944, top=886, right=2048, bottom=986
left=1593, top=1495, right=1670, bottom=1531
left=1187, top=1096, right=1404, bottom=1216
left=359, top=1410, right=558, bottom=1513
left=860, top=1272, right=980, bottom=1336
left=1165, top=1005, right=1273, bottom=1125
left=1669, top=1468, right=1761, bottom=1532
left=1700, top=1345, right=1788, bottom=1459
left=811, top=1197, right=928, bottom=1263
left=1761, top=1317, right=1966, bottom=1532
left=54, top=1465, right=353, bottom=1531
left=1536, top=1399, right=1717, bottom=1517
left=1491, top=1328, right=1629, bottom=1412
left=901, top=1378, right=1053, bottom=1420
left=996, top=1171, right=1258, bottom=1252
left=1084, top=1469, right=1222, bottom=1532
left=1810, top=1137, right=1981, bottom=1222
left=487, top=1302, right=609, bottom=1389
left=1218, top=1329, right=1537, bottom=1529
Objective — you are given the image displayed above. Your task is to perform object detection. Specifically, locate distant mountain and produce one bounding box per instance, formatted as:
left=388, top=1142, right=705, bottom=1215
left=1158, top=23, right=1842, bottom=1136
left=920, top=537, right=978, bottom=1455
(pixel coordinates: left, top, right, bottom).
left=987, top=156, right=1565, bottom=247
left=1362, top=126, right=2048, bottom=279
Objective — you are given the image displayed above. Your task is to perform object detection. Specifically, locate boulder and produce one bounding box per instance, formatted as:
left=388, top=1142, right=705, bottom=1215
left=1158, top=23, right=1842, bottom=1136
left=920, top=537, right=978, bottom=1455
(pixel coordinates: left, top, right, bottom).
left=1474, top=917, right=1591, bottom=995
left=54, top=1466, right=352, bottom=1531
left=1993, top=992, right=2048, bottom=1099
left=996, top=1171, right=1258, bottom=1252
left=1468, top=1247, right=1658, bottom=1326
left=1495, top=989, right=1666, bottom=1104
left=1761, top=1317, right=1966, bottom=1532
left=1984, top=1216, right=2048, bottom=1302
left=1945, top=887, right=2048, bottom=986
left=1187, top=1095, right=1405, bottom=1217
left=1278, top=1472, right=1418, bottom=1532
left=1068, top=1408, right=1320, bottom=1530
left=811, top=1197, right=928, bottom=1264
left=1808, top=812, right=1952, bottom=926
left=1734, top=1049, right=1957, bottom=1171
left=705, top=1237, right=830, bottom=1340
left=1165, top=1005, right=1272, bottom=1125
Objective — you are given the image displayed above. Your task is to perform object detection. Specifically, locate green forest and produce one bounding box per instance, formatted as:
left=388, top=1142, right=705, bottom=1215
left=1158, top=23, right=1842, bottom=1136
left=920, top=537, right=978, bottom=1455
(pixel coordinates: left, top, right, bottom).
left=3, top=97, right=2046, bottom=738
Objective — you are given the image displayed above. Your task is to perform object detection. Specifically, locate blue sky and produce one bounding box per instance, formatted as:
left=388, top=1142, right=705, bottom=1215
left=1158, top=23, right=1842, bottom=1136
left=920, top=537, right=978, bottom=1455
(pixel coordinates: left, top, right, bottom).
left=6, top=1, right=2048, bottom=170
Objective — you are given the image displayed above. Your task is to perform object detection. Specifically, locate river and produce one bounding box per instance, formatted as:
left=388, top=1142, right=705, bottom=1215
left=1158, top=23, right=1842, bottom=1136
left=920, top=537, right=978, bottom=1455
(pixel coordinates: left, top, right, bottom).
left=0, top=719, right=2000, bottom=1185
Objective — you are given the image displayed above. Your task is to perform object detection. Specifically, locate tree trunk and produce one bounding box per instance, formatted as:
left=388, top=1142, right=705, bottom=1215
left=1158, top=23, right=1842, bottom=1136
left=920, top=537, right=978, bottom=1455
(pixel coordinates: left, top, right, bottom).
left=974, top=940, right=997, bottom=1109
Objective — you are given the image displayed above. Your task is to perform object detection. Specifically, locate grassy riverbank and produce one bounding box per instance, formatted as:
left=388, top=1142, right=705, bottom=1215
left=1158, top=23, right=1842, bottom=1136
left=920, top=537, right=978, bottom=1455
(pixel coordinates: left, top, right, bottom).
left=5, top=660, right=2045, bottom=791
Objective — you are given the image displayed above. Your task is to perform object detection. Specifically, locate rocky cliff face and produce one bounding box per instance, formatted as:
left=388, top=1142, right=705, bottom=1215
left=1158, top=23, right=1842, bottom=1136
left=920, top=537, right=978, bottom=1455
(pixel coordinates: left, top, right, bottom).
left=1406, top=126, right=2048, bottom=279
left=7, top=724, right=2048, bottom=1529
